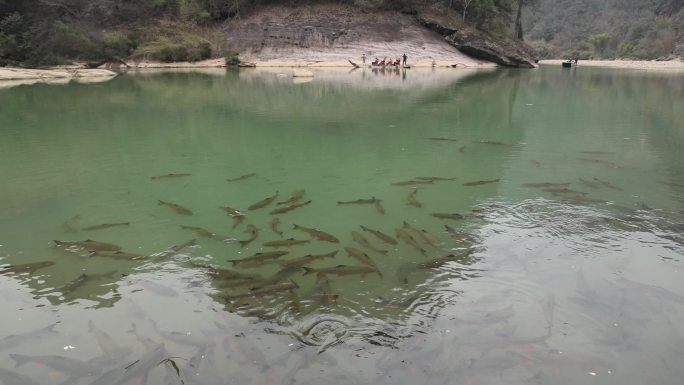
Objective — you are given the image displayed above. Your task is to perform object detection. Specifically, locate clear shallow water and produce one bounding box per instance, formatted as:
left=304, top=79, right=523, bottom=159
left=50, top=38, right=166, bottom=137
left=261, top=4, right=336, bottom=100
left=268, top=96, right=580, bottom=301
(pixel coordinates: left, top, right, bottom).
left=0, top=66, right=683, bottom=384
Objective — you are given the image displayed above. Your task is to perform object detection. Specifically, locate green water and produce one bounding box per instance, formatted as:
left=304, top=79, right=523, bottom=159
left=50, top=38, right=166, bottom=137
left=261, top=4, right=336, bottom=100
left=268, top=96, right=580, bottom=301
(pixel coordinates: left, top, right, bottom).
left=0, top=66, right=683, bottom=385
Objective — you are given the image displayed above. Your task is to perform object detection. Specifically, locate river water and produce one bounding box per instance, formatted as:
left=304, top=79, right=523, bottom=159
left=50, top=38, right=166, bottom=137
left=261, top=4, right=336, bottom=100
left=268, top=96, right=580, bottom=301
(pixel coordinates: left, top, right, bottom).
left=0, top=66, right=683, bottom=385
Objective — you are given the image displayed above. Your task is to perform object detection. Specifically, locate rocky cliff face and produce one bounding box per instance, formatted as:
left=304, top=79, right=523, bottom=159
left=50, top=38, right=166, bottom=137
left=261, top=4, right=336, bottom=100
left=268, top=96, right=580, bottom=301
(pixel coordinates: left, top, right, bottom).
left=224, top=4, right=537, bottom=68
left=416, top=15, right=538, bottom=68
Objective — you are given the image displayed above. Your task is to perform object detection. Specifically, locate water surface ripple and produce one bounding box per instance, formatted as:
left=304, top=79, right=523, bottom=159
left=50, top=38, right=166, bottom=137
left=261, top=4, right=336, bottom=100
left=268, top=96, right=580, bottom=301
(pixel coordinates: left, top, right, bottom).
left=0, top=67, right=683, bottom=384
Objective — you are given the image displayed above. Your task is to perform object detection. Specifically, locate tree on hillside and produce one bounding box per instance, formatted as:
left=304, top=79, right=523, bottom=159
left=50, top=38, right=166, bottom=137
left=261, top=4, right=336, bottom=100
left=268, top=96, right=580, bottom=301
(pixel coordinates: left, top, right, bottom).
left=514, top=0, right=537, bottom=40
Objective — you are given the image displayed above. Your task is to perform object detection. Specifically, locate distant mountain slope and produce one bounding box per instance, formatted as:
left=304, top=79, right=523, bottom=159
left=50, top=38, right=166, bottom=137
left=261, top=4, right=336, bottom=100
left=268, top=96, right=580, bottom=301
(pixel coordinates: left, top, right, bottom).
left=523, top=0, right=684, bottom=59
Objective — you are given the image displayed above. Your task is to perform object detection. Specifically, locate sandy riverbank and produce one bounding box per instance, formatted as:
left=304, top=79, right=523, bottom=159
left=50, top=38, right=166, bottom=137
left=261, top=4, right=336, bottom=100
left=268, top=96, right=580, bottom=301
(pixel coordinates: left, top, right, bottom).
left=116, top=55, right=493, bottom=69
left=540, top=59, right=684, bottom=70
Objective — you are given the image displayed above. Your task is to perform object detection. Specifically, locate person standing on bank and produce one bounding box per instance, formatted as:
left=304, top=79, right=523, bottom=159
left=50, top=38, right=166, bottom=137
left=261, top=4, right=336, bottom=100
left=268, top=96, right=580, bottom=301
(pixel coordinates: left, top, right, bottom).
left=402, top=53, right=407, bottom=66
left=362, top=53, right=366, bottom=64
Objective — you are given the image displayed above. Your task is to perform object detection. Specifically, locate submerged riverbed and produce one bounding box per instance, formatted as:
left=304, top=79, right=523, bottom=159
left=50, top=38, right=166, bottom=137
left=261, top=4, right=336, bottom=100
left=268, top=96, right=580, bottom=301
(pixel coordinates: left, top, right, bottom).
left=0, top=66, right=683, bottom=385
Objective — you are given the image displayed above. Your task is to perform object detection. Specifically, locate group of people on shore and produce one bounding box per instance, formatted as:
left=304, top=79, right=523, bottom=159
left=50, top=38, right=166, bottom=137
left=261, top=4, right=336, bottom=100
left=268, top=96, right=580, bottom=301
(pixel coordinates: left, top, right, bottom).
left=362, top=53, right=408, bottom=66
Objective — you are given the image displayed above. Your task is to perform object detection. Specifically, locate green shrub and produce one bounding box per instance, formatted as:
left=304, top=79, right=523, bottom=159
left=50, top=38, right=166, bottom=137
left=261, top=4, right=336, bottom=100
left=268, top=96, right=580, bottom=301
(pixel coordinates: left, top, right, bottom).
left=102, top=31, right=135, bottom=59
left=527, top=40, right=557, bottom=59
left=159, top=44, right=188, bottom=62
left=154, top=0, right=180, bottom=15
left=224, top=50, right=239, bottom=66
left=588, top=33, right=611, bottom=55
left=188, top=42, right=212, bottom=61
left=134, top=40, right=190, bottom=62
left=0, top=12, right=30, bottom=63
left=616, top=41, right=633, bottom=57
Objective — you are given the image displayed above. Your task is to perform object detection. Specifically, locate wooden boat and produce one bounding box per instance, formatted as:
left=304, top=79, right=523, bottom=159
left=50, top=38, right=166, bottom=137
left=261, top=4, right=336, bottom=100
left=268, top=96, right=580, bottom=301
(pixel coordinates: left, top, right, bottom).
left=562, top=61, right=577, bottom=68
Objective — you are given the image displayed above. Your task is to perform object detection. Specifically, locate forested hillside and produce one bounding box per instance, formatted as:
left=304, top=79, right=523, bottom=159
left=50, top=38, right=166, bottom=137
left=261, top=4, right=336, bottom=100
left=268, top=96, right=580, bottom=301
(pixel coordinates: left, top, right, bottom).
left=524, top=0, right=684, bottom=59
left=0, top=0, right=531, bottom=66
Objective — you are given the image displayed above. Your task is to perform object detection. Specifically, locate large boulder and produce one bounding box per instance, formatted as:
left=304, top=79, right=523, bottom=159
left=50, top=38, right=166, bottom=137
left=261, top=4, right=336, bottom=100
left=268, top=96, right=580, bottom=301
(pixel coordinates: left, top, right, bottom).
left=416, top=15, right=537, bottom=68
left=445, top=30, right=537, bottom=68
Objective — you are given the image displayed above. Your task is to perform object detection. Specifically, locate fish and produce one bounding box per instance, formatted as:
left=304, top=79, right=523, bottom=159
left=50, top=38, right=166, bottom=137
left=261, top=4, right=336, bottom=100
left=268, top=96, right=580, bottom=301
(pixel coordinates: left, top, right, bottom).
left=54, top=239, right=121, bottom=252
left=221, top=206, right=245, bottom=217
left=153, top=238, right=197, bottom=260
left=316, top=273, right=338, bottom=306
left=337, top=197, right=380, bottom=205
left=0, top=323, right=57, bottom=351
left=226, top=281, right=299, bottom=300
left=302, top=264, right=381, bottom=278
left=0, top=368, right=41, bottom=385
left=217, top=277, right=267, bottom=289
left=240, top=224, right=259, bottom=248
left=250, top=280, right=299, bottom=295
left=444, top=225, right=473, bottom=243
left=269, top=200, right=312, bottom=215
left=88, top=346, right=167, bottom=385
left=477, top=140, right=512, bottom=146
left=248, top=191, right=279, bottom=210
left=182, top=344, right=214, bottom=378
left=88, top=320, right=125, bottom=357
left=351, top=232, right=388, bottom=255
left=543, top=187, right=588, bottom=195
left=0, top=261, right=55, bottom=275
left=293, top=224, right=339, bottom=243
left=581, top=151, right=615, bottom=155
left=149, top=320, right=211, bottom=347
left=270, top=217, right=283, bottom=237
left=396, top=263, right=417, bottom=284
left=278, top=189, right=305, bottom=205
left=158, top=200, right=193, bottom=216
left=578, top=178, right=599, bottom=189
left=289, top=291, right=302, bottom=314
left=345, top=246, right=381, bottom=272
left=403, top=221, right=440, bottom=247
left=360, top=225, right=397, bottom=245
left=151, top=173, right=191, bottom=180
left=90, top=250, right=148, bottom=261
left=232, top=215, right=245, bottom=229
left=374, top=201, right=386, bottom=214
left=530, top=160, right=541, bottom=167
left=392, top=180, right=434, bottom=186
left=426, top=137, right=458, bottom=142
left=577, top=158, right=619, bottom=168
left=128, top=323, right=160, bottom=351
left=415, top=176, right=457, bottom=182
left=279, top=251, right=339, bottom=268
left=226, top=173, right=256, bottom=182
left=395, top=228, right=426, bottom=255
left=82, top=222, right=130, bottom=231
left=593, top=177, right=623, bottom=191
left=522, top=182, right=571, bottom=188
left=406, top=188, right=422, bottom=208
left=265, top=266, right=303, bottom=285
left=458, top=145, right=466, bottom=153
left=229, top=251, right=289, bottom=266
left=10, top=354, right=102, bottom=377
left=430, top=212, right=464, bottom=220
left=191, top=263, right=251, bottom=280
left=61, top=270, right=118, bottom=294
left=180, top=225, right=215, bottom=238
left=263, top=238, right=310, bottom=248
left=658, top=181, right=684, bottom=188
left=416, top=254, right=461, bottom=269
left=463, top=179, right=500, bottom=186
left=221, top=206, right=246, bottom=228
